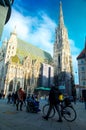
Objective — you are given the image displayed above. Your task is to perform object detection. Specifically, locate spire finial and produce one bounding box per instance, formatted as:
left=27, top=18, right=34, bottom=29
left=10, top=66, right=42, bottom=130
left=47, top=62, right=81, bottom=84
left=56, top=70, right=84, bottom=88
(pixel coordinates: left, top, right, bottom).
left=10, top=25, right=17, bottom=36
left=59, top=1, right=64, bottom=28
left=13, top=25, right=16, bottom=34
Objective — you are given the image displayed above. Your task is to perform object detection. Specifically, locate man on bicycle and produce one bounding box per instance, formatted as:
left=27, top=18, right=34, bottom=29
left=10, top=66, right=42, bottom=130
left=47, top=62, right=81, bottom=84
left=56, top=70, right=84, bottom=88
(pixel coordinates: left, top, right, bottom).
left=42, top=84, right=63, bottom=122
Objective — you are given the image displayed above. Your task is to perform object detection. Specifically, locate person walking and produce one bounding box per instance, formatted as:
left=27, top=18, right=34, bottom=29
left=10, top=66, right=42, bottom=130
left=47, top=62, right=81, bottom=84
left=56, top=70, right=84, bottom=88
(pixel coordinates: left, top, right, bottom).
left=16, top=88, right=25, bottom=111
left=83, top=92, right=86, bottom=110
left=42, top=84, right=63, bottom=122
left=7, top=93, right=12, bottom=104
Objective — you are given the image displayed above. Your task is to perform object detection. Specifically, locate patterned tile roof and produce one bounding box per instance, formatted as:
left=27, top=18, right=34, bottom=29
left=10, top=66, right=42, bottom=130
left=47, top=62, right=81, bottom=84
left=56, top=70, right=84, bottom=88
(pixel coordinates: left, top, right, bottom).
left=16, top=38, right=53, bottom=63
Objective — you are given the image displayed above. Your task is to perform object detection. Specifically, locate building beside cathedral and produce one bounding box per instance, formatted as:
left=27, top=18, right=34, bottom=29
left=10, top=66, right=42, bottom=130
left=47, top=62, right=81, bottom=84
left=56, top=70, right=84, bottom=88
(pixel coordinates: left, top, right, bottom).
left=0, top=0, right=14, bottom=39
left=53, top=2, right=74, bottom=95
left=77, top=38, right=86, bottom=97
left=0, top=28, right=54, bottom=97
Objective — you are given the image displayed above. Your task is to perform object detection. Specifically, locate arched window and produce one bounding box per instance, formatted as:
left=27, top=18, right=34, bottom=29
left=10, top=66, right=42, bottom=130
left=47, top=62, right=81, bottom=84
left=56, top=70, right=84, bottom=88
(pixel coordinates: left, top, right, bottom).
left=58, top=54, right=60, bottom=66
left=9, top=80, right=13, bottom=91
left=17, top=81, right=20, bottom=90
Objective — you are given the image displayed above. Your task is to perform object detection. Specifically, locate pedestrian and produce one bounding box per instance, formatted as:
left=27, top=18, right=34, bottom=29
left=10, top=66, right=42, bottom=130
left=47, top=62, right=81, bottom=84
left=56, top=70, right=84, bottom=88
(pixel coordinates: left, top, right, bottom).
left=42, top=84, right=63, bottom=122
left=83, top=93, right=86, bottom=110
left=7, top=93, right=12, bottom=104
left=73, top=95, right=76, bottom=104
left=12, top=92, right=15, bottom=104
left=16, top=88, right=25, bottom=111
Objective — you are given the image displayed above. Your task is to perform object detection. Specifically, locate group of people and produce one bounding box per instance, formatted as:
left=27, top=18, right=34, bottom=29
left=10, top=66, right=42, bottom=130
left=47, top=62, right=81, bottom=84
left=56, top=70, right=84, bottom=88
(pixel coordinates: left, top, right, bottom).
left=7, top=88, right=26, bottom=111
left=7, top=85, right=64, bottom=122
left=0, top=92, right=5, bottom=99
left=6, top=85, right=67, bottom=123
left=7, top=88, right=40, bottom=112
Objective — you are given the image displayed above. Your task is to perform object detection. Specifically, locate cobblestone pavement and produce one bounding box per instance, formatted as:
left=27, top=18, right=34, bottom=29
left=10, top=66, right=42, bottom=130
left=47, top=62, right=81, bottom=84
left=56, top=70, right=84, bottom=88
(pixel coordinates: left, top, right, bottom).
left=0, top=99, right=86, bottom=130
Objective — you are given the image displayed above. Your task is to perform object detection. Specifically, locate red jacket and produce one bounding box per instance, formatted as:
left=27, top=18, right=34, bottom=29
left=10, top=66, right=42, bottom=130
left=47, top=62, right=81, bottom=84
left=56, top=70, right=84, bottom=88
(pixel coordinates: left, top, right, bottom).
left=18, top=88, right=24, bottom=101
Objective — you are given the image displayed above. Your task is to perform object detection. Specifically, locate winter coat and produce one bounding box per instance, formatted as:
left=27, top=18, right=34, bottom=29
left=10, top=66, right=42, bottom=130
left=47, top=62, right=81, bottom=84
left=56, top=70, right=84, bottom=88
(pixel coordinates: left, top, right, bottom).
left=49, top=87, right=60, bottom=105
left=18, top=88, right=25, bottom=101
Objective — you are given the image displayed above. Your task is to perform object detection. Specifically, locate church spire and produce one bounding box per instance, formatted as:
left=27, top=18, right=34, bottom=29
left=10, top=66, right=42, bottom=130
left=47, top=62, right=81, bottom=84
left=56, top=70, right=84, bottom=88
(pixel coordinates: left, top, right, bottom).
left=59, top=1, right=64, bottom=28
left=10, top=26, right=17, bottom=36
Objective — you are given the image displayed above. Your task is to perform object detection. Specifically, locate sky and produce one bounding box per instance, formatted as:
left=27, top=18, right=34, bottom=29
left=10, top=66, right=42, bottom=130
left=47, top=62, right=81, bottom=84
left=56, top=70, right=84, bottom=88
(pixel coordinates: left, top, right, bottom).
left=1, top=0, right=86, bottom=84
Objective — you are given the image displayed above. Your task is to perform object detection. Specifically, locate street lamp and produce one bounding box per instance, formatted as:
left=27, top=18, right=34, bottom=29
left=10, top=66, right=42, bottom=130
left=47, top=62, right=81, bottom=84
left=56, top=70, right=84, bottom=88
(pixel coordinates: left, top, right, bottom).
left=75, top=71, right=77, bottom=84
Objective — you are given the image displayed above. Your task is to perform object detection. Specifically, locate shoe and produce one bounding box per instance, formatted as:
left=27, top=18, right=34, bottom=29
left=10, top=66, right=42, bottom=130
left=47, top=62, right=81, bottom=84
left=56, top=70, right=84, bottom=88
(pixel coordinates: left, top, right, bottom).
left=42, top=116, right=48, bottom=120
left=57, top=119, right=63, bottom=122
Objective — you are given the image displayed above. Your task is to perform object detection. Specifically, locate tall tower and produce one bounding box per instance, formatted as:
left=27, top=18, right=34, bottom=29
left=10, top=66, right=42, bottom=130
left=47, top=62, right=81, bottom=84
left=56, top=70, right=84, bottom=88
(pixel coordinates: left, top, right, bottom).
left=53, top=2, right=73, bottom=95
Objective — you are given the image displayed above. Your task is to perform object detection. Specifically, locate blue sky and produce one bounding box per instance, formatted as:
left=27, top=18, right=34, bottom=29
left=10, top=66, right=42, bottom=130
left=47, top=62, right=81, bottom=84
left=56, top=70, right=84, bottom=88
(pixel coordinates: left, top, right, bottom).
left=1, top=0, right=86, bottom=84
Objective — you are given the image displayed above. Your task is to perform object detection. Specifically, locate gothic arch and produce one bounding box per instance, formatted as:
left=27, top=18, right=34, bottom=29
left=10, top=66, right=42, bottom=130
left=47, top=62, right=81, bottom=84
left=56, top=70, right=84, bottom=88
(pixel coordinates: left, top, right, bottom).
left=9, top=80, right=13, bottom=91
left=17, top=81, right=20, bottom=90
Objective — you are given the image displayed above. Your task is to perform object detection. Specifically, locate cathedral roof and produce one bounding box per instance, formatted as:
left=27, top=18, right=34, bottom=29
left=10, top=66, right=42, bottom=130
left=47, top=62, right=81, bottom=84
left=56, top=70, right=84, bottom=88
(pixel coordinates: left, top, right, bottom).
left=16, top=38, right=53, bottom=63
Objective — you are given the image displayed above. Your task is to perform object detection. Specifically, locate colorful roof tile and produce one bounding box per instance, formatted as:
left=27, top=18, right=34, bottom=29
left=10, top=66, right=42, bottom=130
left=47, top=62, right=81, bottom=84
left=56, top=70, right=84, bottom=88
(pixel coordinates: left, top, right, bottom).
left=16, top=38, right=53, bottom=63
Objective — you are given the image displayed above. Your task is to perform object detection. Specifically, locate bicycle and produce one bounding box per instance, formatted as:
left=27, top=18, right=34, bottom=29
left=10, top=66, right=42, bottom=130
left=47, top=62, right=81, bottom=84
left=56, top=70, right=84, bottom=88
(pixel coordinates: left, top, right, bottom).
left=42, top=97, right=77, bottom=122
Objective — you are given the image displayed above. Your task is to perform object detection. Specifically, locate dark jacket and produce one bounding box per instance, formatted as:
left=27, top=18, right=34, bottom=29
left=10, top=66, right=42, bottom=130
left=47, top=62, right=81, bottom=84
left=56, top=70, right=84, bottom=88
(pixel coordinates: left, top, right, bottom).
left=49, top=87, right=60, bottom=105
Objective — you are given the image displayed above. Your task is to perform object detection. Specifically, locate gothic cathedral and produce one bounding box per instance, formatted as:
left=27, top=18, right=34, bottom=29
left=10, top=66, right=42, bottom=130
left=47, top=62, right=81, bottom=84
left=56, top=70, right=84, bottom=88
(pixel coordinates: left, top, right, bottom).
left=53, top=2, right=74, bottom=95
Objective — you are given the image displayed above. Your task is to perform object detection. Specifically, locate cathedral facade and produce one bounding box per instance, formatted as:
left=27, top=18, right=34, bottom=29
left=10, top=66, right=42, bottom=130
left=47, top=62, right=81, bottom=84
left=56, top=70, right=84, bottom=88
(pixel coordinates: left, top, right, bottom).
left=0, top=29, right=53, bottom=97
left=0, top=1, right=74, bottom=97
left=53, top=2, right=74, bottom=95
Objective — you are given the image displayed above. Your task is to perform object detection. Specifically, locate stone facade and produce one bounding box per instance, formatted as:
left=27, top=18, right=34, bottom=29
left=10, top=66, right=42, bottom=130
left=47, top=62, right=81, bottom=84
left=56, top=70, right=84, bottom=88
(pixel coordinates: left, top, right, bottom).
left=0, top=28, right=53, bottom=97
left=53, top=2, right=74, bottom=95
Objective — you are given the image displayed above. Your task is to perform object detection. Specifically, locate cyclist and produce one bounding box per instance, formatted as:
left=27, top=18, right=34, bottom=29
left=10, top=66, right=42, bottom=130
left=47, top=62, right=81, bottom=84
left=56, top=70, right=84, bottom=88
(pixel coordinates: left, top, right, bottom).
left=42, top=84, right=63, bottom=122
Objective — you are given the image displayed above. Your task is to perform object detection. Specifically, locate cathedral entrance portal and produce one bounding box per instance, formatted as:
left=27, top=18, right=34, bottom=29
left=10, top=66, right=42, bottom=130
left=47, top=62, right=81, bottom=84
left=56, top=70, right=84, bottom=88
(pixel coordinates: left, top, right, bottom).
left=17, top=81, right=20, bottom=91
left=9, top=80, right=13, bottom=92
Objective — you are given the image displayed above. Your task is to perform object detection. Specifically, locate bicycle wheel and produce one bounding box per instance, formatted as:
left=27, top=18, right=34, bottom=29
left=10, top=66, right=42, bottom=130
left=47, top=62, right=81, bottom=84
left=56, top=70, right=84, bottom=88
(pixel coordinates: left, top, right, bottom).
left=42, top=104, right=55, bottom=118
left=62, top=106, right=77, bottom=122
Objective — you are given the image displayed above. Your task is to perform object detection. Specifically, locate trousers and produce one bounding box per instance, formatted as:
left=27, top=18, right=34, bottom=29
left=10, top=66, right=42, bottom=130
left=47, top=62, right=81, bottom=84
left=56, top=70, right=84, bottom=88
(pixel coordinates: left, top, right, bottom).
left=46, top=103, right=62, bottom=120
left=16, top=100, right=23, bottom=110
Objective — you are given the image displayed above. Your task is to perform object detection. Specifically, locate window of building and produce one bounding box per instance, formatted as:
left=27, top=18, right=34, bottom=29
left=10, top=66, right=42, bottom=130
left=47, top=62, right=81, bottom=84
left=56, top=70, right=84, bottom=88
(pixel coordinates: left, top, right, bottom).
left=7, top=56, right=9, bottom=58
left=9, top=46, right=11, bottom=49
left=9, top=80, right=13, bottom=91
left=81, top=67, right=84, bottom=71
left=58, top=54, right=60, bottom=66
left=83, top=81, right=85, bottom=86
left=8, top=51, right=10, bottom=53
left=81, top=73, right=85, bottom=79
left=81, top=60, right=84, bottom=64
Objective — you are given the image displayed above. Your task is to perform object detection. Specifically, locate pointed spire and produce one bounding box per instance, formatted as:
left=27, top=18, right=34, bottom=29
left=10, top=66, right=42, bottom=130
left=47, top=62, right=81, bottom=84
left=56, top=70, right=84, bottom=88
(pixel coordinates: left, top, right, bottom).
left=2, top=37, right=7, bottom=50
left=59, top=1, right=64, bottom=28
left=10, top=26, right=17, bottom=36
left=13, top=26, right=17, bottom=34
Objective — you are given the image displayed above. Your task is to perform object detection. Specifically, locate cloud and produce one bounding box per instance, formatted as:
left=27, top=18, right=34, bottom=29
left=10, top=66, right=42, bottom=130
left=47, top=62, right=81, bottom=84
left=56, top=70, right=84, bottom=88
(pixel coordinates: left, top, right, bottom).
left=3, top=9, right=56, bottom=56
left=2, top=8, right=80, bottom=84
